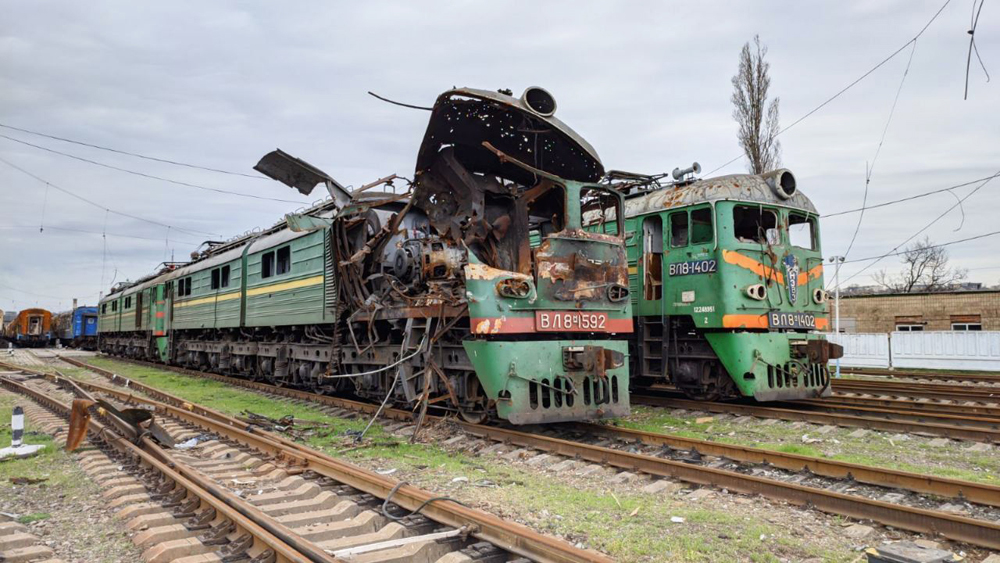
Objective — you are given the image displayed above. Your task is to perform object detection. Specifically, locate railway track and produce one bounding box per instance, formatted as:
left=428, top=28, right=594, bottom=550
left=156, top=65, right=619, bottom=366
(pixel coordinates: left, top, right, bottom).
left=42, top=355, right=1000, bottom=551
left=0, top=361, right=608, bottom=563
left=833, top=378, right=1000, bottom=403
left=633, top=393, right=1000, bottom=443
left=805, top=394, right=1000, bottom=419
left=843, top=368, right=1000, bottom=385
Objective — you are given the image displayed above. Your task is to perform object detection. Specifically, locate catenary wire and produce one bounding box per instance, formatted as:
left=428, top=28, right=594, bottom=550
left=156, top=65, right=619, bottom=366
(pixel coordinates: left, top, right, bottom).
left=823, top=228, right=1000, bottom=265
left=822, top=171, right=1000, bottom=217
left=0, top=122, right=266, bottom=179
left=843, top=40, right=919, bottom=259
left=0, top=134, right=303, bottom=204
left=0, top=154, right=221, bottom=238
left=704, top=0, right=953, bottom=176
left=836, top=169, right=999, bottom=286
left=0, top=224, right=202, bottom=245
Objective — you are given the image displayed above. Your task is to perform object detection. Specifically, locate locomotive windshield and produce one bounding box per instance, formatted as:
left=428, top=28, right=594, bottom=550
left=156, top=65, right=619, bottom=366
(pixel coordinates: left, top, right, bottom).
left=733, top=205, right=778, bottom=245
left=580, top=186, right=621, bottom=236
left=788, top=213, right=817, bottom=250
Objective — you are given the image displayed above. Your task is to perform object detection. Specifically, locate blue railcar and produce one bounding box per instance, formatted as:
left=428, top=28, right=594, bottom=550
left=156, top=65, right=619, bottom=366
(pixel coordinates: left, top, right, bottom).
left=59, top=306, right=99, bottom=349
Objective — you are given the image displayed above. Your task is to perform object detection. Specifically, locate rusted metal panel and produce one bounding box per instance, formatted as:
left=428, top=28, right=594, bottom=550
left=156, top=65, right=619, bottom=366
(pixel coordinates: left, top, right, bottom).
left=624, top=172, right=818, bottom=218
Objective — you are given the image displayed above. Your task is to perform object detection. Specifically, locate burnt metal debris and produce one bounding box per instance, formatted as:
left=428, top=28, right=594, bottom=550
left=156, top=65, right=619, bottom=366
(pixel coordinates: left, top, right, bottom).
left=100, top=85, right=632, bottom=426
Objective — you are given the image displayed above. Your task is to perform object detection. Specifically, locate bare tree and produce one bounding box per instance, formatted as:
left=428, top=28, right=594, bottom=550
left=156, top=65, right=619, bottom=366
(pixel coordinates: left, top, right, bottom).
left=732, top=35, right=781, bottom=174
left=874, top=237, right=968, bottom=293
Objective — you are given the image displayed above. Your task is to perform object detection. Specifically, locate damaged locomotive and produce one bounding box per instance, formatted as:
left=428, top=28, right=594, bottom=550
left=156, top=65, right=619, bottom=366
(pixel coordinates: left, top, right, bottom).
left=97, top=87, right=632, bottom=424
left=611, top=166, right=842, bottom=402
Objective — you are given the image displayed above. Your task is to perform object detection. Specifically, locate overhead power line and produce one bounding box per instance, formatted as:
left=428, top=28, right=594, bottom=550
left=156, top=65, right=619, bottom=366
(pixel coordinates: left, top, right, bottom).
left=837, top=169, right=1000, bottom=287
left=0, top=279, right=67, bottom=301
left=0, top=154, right=221, bottom=238
left=0, top=122, right=266, bottom=179
left=0, top=134, right=303, bottom=204
left=705, top=0, right=954, bottom=176
left=0, top=224, right=201, bottom=245
left=842, top=40, right=920, bottom=260
left=823, top=171, right=1000, bottom=217
left=826, top=228, right=1000, bottom=265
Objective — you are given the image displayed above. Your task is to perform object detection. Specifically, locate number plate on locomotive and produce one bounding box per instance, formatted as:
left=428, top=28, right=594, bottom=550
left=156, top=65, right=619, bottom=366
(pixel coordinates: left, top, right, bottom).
left=535, top=311, right=609, bottom=332
left=668, top=259, right=717, bottom=276
left=768, top=311, right=816, bottom=329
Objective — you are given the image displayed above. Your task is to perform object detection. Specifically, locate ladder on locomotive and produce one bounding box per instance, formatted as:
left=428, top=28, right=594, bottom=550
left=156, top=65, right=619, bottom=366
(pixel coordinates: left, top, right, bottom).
left=635, top=316, right=665, bottom=384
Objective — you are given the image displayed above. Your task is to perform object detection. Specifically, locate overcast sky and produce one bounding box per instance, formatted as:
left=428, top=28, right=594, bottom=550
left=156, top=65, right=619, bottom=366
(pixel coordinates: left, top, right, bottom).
left=1, top=0, right=997, bottom=313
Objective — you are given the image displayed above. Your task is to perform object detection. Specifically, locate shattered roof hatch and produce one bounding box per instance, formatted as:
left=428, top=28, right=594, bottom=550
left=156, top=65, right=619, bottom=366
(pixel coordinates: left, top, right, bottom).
left=254, top=149, right=352, bottom=207
left=415, top=87, right=604, bottom=185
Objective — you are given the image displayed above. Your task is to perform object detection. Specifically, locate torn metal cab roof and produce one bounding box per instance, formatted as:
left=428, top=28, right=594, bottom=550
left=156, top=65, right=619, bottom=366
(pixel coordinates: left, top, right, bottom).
left=415, top=87, right=604, bottom=185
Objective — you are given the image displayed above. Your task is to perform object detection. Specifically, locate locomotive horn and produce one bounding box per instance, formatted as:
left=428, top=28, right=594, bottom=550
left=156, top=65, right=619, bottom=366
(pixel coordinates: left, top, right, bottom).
left=672, top=162, right=702, bottom=180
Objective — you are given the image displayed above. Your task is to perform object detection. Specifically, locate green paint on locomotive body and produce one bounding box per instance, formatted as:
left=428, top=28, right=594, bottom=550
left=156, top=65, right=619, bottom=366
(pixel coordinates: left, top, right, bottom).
left=623, top=171, right=835, bottom=401
left=243, top=229, right=327, bottom=327
left=464, top=180, right=632, bottom=424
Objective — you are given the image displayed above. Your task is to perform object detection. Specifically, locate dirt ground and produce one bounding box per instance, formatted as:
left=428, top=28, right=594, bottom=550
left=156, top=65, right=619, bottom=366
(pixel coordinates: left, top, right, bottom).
left=0, top=389, right=146, bottom=562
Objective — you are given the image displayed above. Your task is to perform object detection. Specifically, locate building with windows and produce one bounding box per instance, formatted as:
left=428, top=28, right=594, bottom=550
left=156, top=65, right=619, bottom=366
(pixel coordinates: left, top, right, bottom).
left=827, top=289, right=1000, bottom=333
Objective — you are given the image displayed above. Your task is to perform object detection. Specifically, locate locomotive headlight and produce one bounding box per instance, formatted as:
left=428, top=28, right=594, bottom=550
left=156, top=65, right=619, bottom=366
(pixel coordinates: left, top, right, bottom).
left=607, top=283, right=630, bottom=303
left=813, top=288, right=827, bottom=304
left=744, top=284, right=767, bottom=301
left=496, top=278, right=532, bottom=299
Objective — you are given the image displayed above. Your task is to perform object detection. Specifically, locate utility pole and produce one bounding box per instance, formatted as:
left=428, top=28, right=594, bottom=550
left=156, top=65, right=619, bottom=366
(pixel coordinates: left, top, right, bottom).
left=828, top=255, right=846, bottom=378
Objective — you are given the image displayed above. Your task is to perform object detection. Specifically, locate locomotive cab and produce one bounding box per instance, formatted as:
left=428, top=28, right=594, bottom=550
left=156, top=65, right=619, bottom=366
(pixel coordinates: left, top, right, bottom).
left=624, top=171, right=840, bottom=402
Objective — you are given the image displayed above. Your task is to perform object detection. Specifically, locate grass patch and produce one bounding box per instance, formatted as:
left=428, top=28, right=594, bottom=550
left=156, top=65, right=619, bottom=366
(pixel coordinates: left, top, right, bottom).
left=82, top=357, right=378, bottom=440
left=0, top=393, right=83, bottom=491
left=616, top=405, right=1000, bottom=486
left=16, top=512, right=50, bottom=524
left=328, top=437, right=850, bottom=562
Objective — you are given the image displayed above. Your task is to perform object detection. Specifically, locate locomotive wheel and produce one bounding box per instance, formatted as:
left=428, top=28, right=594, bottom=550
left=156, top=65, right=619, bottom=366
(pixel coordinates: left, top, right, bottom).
left=675, top=360, right=735, bottom=402
left=458, top=406, right=488, bottom=425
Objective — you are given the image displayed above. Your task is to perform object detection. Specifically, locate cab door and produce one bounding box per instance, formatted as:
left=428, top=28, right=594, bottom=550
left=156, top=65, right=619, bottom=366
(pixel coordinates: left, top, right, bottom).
left=663, top=205, right=717, bottom=325
left=154, top=283, right=171, bottom=362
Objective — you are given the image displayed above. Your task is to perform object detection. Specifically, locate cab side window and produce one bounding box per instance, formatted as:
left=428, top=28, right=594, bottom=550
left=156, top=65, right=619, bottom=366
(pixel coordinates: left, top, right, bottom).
left=276, top=246, right=291, bottom=275
left=262, top=252, right=275, bottom=279
left=691, top=207, right=713, bottom=245
left=669, top=211, right=688, bottom=247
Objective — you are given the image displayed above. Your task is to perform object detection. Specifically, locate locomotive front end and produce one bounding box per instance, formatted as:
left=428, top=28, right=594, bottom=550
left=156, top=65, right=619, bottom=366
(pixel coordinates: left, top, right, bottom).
left=626, top=170, right=840, bottom=402
left=710, top=170, right=841, bottom=400
left=412, top=87, right=632, bottom=424
left=463, top=181, right=632, bottom=424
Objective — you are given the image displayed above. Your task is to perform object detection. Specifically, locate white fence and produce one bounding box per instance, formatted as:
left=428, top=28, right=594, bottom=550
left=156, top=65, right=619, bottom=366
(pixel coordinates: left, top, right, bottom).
left=828, top=331, right=1000, bottom=371
left=826, top=333, right=890, bottom=369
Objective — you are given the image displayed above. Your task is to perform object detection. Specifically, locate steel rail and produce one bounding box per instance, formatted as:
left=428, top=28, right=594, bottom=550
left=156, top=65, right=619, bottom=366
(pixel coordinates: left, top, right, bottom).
left=633, top=395, right=1000, bottom=443
left=565, top=421, right=1000, bottom=507
left=642, top=388, right=1000, bottom=428
left=802, top=396, right=1000, bottom=420
left=843, top=368, right=1000, bottom=384
left=56, top=355, right=1000, bottom=550
left=834, top=379, right=1000, bottom=399
left=773, top=400, right=1000, bottom=427
left=43, top=357, right=612, bottom=563
left=0, top=373, right=330, bottom=563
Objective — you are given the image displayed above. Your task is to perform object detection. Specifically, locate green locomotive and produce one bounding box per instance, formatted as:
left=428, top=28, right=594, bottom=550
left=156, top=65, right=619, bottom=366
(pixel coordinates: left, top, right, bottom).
left=98, top=87, right=632, bottom=424
left=616, top=167, right=841, bottom=401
